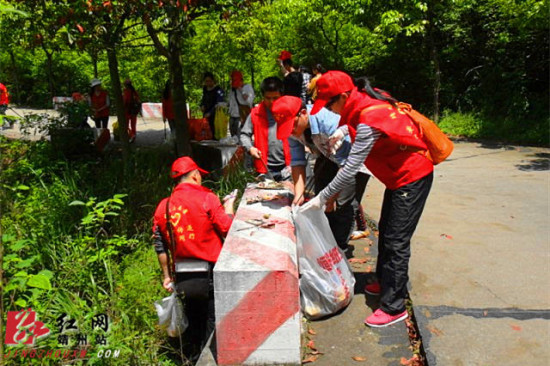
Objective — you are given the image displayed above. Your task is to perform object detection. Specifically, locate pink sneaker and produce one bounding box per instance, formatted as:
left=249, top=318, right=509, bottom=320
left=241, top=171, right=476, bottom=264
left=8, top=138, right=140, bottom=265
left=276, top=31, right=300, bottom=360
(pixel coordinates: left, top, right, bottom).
left=364, top=282, right=381, bottom=295
left=365, top=309, right=408, bottom=327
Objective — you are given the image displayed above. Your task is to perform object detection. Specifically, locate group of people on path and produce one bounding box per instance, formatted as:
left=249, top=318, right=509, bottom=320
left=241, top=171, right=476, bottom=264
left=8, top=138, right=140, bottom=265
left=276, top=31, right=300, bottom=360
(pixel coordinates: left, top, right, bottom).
left=198, top=51, right=317, bottom=142
left=152, top=61, right=435, bottom=361
left=88, top=78, right=141, bottom=142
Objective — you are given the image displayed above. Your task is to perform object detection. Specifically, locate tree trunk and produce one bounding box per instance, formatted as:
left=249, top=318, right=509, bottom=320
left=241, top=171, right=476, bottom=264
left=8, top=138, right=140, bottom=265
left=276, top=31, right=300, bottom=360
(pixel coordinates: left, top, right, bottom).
left=9, top=51, right=21, bottom=105
left=44, top=49, right=55, bottom=104
left=92, top=51, right=98, bottom=78
left=431, top=43, right=441, bottom=123
left=106, top=46, right=130, bottom=159
left=427, top=2, right=441, bottom=123
left=168, top=34, right=191, bottom=157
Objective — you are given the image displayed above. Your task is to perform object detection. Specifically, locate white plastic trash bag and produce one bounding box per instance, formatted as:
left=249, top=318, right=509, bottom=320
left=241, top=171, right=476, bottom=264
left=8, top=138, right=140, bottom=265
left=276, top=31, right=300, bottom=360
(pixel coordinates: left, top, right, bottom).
left=154, top=283, right=188, bottom=337
left=293, top=205, right=356, bottom=319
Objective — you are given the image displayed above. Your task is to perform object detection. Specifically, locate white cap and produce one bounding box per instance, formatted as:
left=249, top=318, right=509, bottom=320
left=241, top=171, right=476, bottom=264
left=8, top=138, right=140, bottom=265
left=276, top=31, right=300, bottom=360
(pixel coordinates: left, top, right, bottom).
left=90, top=79, right=102, bottom=87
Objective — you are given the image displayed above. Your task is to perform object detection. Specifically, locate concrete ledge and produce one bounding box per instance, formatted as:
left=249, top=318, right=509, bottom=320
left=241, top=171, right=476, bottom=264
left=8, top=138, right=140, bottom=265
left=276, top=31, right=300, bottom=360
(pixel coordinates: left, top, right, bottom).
left=214, top=185, right=301, bottom=365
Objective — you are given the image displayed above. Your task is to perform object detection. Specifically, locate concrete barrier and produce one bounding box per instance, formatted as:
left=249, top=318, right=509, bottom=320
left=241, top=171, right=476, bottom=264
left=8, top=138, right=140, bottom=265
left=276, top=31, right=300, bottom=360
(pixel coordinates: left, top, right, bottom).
left=141, top=103, right=162, bottom=118
left=214, top=185, right=301, bottom=365
left=141, top=102, right=191, bottom=119
left=191, top=141, right=238, bottom=173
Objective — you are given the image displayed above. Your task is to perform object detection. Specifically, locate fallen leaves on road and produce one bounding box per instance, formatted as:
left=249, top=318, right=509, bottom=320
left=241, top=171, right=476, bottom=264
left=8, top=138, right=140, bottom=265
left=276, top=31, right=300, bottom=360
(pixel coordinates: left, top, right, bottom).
left=400, top=355, right=423, bottom=366
left=306, top=340, right=316, bottom=351
left=352, top=356, right=367, bottom=362
left=427, top=325, right=444, bottom=336
left=302, top=355, right=319, bottom=364
left=307, top=329, right=317, bottom=335
left=348, top=258, right=368, bottom=264
left=363, top=247, right=370, bottom=253
left=440, top=234, right=453, bottom=239
left=510, top=324, right=522, bottom=331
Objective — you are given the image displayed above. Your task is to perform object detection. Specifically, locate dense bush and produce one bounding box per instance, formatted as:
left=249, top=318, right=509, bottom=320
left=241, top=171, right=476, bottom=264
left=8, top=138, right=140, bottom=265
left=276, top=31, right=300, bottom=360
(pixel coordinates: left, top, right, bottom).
left=0, top=0, right=547, bottom=145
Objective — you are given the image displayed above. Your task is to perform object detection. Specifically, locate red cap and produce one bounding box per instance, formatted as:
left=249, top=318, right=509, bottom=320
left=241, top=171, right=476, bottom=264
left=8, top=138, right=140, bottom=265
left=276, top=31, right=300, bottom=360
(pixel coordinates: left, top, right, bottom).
left=278, top=50, right=292, bottom=61
left=310, top=70, right=355, bottom=115
left=271, top=96, right=303, bottom=140
left=231, top=70, right=243, bottom=87
left=170, top=157, right=208, bottom=179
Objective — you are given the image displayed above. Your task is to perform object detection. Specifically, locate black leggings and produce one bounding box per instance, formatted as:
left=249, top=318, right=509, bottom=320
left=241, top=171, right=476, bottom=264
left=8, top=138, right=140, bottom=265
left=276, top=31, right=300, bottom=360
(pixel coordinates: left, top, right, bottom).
left=93, top=116, right=109, bottom=129
left=175, top=272, right=215, bottom=355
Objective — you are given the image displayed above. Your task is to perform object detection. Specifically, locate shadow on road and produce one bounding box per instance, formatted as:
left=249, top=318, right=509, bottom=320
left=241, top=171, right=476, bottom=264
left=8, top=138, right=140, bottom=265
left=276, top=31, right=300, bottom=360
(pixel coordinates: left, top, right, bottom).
left=515, top=153, right=550, bottom=171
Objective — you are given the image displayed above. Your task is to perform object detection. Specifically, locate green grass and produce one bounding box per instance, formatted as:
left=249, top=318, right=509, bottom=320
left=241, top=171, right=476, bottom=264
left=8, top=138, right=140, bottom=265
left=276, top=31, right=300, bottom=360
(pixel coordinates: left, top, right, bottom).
left=0, top=136, right=249, bottom=365
left=438, top=110, right=549, bottom=146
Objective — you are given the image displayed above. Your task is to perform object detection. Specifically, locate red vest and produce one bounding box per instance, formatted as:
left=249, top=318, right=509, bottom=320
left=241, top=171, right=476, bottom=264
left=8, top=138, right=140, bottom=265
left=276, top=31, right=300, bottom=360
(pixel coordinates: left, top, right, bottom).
left=0, top=83, right=9, bottom=105
left=152, top=183, right=233, bottom=263
left=123, top=89, right=140, bottom=115
left=250, top=102, right=291, bottom=174
left=90, top=90, right=109, bottom=118
left=342, top=90, right=433, bottom=190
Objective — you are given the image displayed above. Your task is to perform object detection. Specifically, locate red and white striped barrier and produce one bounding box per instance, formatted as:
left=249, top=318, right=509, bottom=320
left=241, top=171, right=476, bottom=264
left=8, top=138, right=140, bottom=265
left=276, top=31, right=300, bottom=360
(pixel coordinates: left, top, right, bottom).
left=52, top=96, right=72, bottom=110
left=214, top=186, right=301, bottom=365
left=141, top=103, right=162, bottom=118
left=141, top=102, right=191, bottom=119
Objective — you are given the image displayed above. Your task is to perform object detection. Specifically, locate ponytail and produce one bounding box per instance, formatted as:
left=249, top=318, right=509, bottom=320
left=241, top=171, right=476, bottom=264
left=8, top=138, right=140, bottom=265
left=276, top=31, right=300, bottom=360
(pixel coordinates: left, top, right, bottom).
left=355, top=77, right=397, bottom=108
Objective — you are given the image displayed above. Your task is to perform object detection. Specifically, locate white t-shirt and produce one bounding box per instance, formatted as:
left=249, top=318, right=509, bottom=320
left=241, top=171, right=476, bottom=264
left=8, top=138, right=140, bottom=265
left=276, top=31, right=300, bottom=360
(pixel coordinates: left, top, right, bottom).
left=228, top=84, right=254, bottom=118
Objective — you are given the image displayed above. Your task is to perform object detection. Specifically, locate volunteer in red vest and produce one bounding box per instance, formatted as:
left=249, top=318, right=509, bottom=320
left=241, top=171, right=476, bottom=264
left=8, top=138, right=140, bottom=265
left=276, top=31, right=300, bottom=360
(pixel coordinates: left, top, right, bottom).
left=162, top=80, right=175, bottom=136
left=152, top=157, right=237, bottom=357
left=0, top=82, right=9, bottom=115
left=88, top=79, right=110, bottom=129
left=123, top=79, right=141, bottom=143
left=240, top=76, right=291, bottom=181
left=271, top=95, right=371, bottom=255
left=302, top=71, right=433, bottom=328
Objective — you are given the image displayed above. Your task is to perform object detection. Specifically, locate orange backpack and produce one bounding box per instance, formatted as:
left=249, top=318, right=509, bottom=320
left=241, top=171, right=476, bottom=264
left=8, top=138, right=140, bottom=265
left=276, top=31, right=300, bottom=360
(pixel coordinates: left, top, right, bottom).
left=363, top=102, right=453, bottom=165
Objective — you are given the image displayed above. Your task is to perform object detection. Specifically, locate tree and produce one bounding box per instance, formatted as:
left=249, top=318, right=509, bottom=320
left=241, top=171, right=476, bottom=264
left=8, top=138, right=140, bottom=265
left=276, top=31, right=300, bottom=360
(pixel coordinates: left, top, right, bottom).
left=140, top=0, right=260, bottom=157
left=67, top=0, right=139, bottom=157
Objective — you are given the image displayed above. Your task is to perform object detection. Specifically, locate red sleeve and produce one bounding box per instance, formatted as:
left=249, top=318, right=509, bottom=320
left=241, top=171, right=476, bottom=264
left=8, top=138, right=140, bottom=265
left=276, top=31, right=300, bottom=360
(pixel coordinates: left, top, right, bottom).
left=152, top=198, right=169, bottom=235
left=204, top=192, right=233, bottom=237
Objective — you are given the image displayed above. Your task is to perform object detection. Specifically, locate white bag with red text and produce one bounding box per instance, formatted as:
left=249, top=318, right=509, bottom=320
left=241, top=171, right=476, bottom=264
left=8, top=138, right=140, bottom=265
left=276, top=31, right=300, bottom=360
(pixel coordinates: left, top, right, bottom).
left=292, top=205, right=355, bottom=319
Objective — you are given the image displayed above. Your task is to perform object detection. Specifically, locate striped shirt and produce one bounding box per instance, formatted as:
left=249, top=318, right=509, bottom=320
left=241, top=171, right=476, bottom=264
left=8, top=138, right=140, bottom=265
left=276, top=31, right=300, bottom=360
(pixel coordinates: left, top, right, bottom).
left=319, top=124, right=381, bottom=201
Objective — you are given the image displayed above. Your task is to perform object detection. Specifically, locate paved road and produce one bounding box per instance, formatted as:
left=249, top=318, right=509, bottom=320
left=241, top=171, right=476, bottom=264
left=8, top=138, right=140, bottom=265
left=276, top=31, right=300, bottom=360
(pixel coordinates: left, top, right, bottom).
left=1, top=107, right=170, bottom=145
left=364, top=141, right=549, bottom=365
